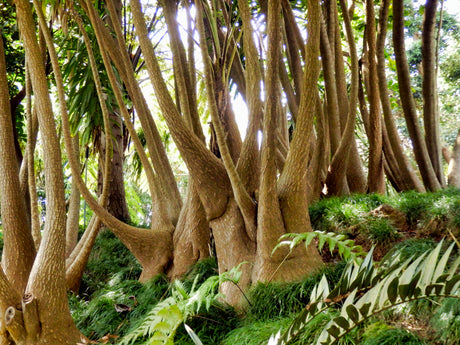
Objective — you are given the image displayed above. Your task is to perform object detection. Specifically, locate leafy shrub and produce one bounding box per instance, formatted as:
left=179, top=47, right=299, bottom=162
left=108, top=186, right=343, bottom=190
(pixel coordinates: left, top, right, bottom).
left=395, top=191, right=433, bottom=227
left=363, top=218, right=401, bottom=246
left=431, top=298, right=460, bottom=344
left=118, top=262, right=243, bottom=345
left=309, top=194, right=388, bottom=232
left=394, top=188, right=460, bottom=231
left=269, top=241, right=460, bottom=345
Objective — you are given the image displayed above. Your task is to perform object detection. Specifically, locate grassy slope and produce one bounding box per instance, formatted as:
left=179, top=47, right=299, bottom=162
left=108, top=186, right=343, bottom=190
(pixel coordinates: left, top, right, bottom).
left=71, top=188, right=460, bottom=344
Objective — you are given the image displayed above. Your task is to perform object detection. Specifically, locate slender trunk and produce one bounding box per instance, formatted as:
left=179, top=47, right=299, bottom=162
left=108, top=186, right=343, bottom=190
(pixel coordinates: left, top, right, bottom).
left=0, top=32, right=36, bottom=298
left=66, top=134, right=81, bottom=257
left=376, top=0, right=424, bottom=192
left=14, top=0, right=81, bottom=342
left=393, top=0, right=441, bottom=191
left=422, top=0, right=444, bottom=186
left=97, top=113, right=130, bottom=222
left=447, top=130, right=460, bottom=187
left=366, top=0, right=385, bottom=193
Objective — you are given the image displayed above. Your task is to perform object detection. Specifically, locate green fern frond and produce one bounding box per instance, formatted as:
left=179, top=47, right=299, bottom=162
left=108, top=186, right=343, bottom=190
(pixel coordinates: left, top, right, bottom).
left=273, top=230, right=367, bottom=265
left=119, top=262, right=244, bottom=345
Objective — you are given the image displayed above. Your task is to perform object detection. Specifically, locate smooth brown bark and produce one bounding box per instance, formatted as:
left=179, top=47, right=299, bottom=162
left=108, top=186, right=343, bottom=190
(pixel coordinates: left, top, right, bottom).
left=66, top=134, right=81, bottom=257
left=422, top=0, right=444, bottom=186
left=365, top=0, right=385, bottom=193
left=393, top=0, right=441, bottom=191
left=376, top=0, right=424, bottom=192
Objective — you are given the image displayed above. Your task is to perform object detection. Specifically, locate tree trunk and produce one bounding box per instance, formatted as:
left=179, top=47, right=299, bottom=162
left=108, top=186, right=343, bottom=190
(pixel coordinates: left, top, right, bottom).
left=97, top=112, right=130, bottom=222
left=422, top=0, right=444, bottom=187
left=66, top=134, right=81, bottom=257
left=11, top=0, right=81, bottom=342
left=0, top=32, right=36, bottom=300
left=168, top=180, right=210, bottom=279
left=376, top=0, right=425, bottom=192
left=447, top=130, right=460, bottom=187
left=393, top=0, right=441, bottom=191
left=365, top=0, right=385, bottom=193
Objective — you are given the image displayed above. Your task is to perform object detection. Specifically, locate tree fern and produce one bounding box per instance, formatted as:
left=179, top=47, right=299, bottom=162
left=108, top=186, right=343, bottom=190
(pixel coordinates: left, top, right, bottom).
left=268, top=241, right=460, bottom=345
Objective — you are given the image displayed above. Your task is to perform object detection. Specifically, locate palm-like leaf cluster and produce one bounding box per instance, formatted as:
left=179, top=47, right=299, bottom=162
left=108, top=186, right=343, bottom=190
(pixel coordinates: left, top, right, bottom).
left=268, top=241, right=460, bottom=345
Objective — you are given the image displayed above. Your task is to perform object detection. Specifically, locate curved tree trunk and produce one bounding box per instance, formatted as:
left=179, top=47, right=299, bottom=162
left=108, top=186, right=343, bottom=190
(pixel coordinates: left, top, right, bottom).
left=0, top=32, right=36, bottom=300
left=377, top=0, right=425, bottom=192
left=10, top=0, right=81, bottom=342
left=393, top=0, right=441, bottom=191
left=168, top=180, right=211, bottom=280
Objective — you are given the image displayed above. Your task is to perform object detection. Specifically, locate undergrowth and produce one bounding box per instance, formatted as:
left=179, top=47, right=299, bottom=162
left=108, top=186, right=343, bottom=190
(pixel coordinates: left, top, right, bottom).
left=69, top=189, right=460, bottom=344
left=80, top=229, right=142, bottom=297
left=246, top=262, right=346, bottom=321
left=361, top=322, right=427, bottom=345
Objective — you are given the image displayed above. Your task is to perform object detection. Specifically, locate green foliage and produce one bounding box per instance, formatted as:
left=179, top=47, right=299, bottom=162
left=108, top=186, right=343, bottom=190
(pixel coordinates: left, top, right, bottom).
left=274, top=231, right=366, bottom=264
left=58, top=19, right=116, bottom=144
left=309, top=190, right=460, bottom=254
left=383, top=238, right=438, bottom=263
left=81, top=229, right=142, bottom=297
left=309, top=194, right=388, bottom=230
left=361, top=322, right=426, bottom=345
left=363, top=219, right=401, bottom=246
left=308, top=194, right=402, bottom=253
left=431, top=297, right=460, bottom=344
left=268, top=241, right=460, bottom=345
left=394, top=189, right=460, bottom=229
left=181, top=256, right=219, bottom=290
left=119, top=264, right=242, bottom=345
left=247, top=263, right=346, bottom=322
left=71, top=274, right=169, bottom=340
left=223, top=318, right=293, bottom=345
left=174, top=303, right=238, bottom=345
